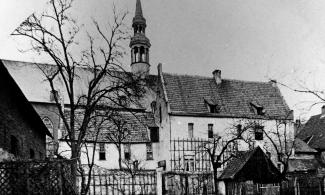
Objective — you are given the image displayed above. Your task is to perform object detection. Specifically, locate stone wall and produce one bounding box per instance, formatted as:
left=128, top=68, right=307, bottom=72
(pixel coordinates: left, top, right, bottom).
left=0, top=85, right=46, bottom=160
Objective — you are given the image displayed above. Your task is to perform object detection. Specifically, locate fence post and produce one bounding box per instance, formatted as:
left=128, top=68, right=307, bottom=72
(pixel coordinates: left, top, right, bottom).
left=156, top=167, right=164, bottom=195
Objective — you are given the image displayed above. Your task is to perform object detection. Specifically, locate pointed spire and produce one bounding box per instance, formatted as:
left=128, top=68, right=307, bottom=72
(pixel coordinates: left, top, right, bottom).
left=135, top=0, right=143, bottom=17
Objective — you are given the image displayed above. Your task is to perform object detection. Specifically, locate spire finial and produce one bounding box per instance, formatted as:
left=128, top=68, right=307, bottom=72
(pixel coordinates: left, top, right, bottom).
left=135, top=0, right=143, bottom=17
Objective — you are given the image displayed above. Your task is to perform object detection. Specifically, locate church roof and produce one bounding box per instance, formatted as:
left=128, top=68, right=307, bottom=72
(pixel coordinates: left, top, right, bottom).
left=162, top=72, right=292, bottom=119
left=132, top=0, right=146, bottom=26
left=1, top=59, right=157, bottom=108
left=135, top=0, right=143, bottom=18
left=297, top=114, right=325, bottom=150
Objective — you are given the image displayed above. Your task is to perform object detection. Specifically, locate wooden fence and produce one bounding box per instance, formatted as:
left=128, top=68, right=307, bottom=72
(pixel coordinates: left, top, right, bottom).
left=80, top=167, right=157, bottom=195
left=0, top=159, right=77, bottom=195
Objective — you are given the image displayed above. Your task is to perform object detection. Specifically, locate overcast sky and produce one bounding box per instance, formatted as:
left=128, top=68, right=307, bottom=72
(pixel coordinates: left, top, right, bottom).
left=1, top=0, right=325, bottom=120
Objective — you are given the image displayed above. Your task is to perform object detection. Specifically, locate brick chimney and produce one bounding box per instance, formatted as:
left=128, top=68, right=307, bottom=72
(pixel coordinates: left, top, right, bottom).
left=213, top=69, right=222, bottom=85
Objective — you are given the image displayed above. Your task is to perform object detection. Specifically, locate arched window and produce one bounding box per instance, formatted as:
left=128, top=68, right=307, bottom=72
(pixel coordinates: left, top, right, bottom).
left=146, top=48, right=149, bottom=62
left=134, top=47, right=139, bottom=62
left=43, top=117, right=55, bottom=157
left=10, top=135, right=19, bottom=156
left=140, top=46, right=145, bottom=62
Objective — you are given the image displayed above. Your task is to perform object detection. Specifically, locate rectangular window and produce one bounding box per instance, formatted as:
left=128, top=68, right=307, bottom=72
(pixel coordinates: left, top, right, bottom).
left=99, top=143, right=106, bottom=160
left=159, top=106, right=162, bottom=123
left=254, top=125, right=264, bottom=140
left=188, top=123, right=194, bottom=138
left=124, top=144, right=131, bottom=160
left=184, top=155, right=195, bottom=171
left=208, top=124, right=213, bottom=138
left=146, top=143, right=153, bottom=160
left=150, top=127, right=159, bottom=142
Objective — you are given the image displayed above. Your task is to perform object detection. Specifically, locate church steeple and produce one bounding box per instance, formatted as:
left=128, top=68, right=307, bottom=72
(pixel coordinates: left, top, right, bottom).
left=130, top=0, right=151, bottom=76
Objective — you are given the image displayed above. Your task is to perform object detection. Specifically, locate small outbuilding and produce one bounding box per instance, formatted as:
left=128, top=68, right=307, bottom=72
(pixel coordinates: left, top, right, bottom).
left=220, top=146, right=282, bottom=195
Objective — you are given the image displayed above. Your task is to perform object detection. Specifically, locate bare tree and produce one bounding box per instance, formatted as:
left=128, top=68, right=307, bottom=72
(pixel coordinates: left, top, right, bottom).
left=263, top=118, right=295, bottom=178
left=12, top=0, right=145, bottom=194
left=203, top=121, right=254, bottom=195
left=105, top=112, right=131, bottom=169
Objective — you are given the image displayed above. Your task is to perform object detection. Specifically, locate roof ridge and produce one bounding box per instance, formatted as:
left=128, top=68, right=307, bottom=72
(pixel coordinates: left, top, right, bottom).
left=162, top=72, right=272, bottom=84
left=1, top=58, right=159, bottom=77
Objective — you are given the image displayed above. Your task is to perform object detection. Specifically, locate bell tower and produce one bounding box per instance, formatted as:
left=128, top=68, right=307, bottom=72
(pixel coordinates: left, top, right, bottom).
left=130, top=0, right=151, bottom=76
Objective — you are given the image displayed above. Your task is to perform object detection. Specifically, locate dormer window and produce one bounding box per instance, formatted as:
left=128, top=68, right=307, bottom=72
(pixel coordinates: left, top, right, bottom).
left=150, top=101, right=156, bottom=113
left=204, top=98, right=220, bottom=113
left=250, top=102, right=265, bottom=116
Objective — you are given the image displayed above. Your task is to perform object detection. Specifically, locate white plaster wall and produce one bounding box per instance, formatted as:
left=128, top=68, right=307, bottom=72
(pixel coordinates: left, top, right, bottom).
left=165, top=115, right=294, bottom=167
left=58, top=141, right=158, bottom=169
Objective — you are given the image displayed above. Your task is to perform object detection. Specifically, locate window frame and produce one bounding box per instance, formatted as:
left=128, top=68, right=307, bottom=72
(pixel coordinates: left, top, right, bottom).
left=124, top=144, right=131, bottom=160
left=188, top=123, right=194, bottom=138
left=254, top=125, right=264, bottom=140
left=208, top=124, right=213, bottom=138
left=99, top=143, right=106, bottom=161
left=146, top=143, right=153, bottom=160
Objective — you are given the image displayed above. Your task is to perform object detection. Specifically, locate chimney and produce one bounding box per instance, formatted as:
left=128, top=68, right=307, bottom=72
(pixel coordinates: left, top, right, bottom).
left=294, top=119, right=301, bottom=136
left=322, top=105, right=325, bottom=115
left=213, top=69, right=222, bottom=85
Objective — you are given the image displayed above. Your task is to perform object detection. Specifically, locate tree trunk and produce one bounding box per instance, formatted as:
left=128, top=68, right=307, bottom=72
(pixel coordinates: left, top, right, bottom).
left=118, top=146, right=122, bottom=169
left=70, top=142, right=79, bottom=194
left=213, top=165, right=219, bottom=195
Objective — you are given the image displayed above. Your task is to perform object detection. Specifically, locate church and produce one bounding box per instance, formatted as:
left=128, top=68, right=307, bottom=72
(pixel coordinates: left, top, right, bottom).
left=2, top=0, right=293, bottom=185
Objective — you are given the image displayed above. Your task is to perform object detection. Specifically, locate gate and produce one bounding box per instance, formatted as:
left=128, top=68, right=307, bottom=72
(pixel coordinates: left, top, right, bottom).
left=162, top=172, right=215, bottom=195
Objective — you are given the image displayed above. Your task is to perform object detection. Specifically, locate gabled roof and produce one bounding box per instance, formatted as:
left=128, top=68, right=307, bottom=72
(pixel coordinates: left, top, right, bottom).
left=297, top=114, right=325, bottom=150
left=2, top=59, right=157, bottom=109
left=220, top=147, right=282, bottom=183
left=162, top=73, right=292, bottom=119
left=0, top=60, right=52, bottom=137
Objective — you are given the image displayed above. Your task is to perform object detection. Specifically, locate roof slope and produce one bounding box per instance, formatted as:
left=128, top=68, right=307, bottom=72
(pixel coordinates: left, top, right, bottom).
left=220, top=147, right=282, bottom=183
left=162, top=73, right=291, bottom=119
left=62, top=110, right=157, bottom=143
left=294, top=138, right=318, bottom=153
left=288, top=159, right=320, bottom=173
left=2, top=59, right=158, bottom=108
left=297, top=114, right=325, bottom=150
left=0, top=60, right=51, bottom=137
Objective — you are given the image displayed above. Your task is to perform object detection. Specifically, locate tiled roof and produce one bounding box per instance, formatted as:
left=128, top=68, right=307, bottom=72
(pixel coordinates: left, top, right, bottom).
left=220, top=147, right=281, bottom=183
left=162, top=73, right=292, bottom=119
left=62, top=110, right=157, bottom=143
left=288, top=159, right=320, bottom=172
left=297, top=114, right=325, bottom=150
left=294, top=138, right=318, bottom=153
